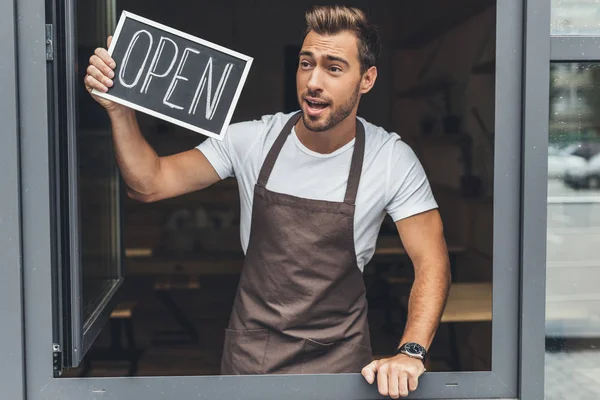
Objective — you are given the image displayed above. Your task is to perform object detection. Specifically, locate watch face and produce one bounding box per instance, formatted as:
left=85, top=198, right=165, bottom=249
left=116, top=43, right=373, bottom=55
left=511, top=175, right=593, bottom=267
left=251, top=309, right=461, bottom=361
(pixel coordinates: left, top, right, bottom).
left=403, top=342, right=425, bottom=357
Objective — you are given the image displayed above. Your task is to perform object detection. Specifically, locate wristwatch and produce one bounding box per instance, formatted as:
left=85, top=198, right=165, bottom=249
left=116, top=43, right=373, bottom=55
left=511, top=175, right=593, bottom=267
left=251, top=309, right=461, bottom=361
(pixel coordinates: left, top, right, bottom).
left=396, top=342, right=427, bottom=360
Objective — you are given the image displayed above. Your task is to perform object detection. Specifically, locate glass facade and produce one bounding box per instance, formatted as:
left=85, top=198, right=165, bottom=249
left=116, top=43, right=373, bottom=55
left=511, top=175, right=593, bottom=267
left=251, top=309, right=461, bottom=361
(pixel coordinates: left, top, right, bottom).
left=546, top=63, right=600, bottom=399
left=551, top=0, right=600, bottom=34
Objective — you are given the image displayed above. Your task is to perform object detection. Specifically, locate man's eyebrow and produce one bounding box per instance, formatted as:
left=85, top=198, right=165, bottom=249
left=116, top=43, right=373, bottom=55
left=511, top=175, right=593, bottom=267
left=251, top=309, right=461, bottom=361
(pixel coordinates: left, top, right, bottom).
left=299, top=50, right=314, bottom=58
left=298, top=51, right=350, bottom=67
left=325, top=55, right=349, bottom=67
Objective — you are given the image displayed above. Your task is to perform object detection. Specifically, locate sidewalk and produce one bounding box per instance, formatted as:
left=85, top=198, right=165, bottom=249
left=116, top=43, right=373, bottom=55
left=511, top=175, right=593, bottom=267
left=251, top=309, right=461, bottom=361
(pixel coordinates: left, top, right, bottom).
left=545, top=348, right=600, bottom=400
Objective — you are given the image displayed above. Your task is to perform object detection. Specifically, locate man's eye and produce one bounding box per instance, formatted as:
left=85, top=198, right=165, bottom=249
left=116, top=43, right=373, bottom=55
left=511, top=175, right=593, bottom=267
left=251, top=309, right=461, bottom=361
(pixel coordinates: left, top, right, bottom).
left=329, top=66, right=342, bottom=73
left=300, top=61, right=312, bottom=68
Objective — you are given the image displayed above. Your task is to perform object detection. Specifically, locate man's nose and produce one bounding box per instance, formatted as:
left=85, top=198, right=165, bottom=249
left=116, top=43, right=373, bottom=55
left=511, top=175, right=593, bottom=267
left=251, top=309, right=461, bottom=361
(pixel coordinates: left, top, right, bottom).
left=306, top=70, right=323, bottom=93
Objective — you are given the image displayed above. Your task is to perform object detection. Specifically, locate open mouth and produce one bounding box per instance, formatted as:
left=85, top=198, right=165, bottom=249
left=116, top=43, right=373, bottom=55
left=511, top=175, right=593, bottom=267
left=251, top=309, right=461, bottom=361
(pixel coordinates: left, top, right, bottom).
left=304, top=98, right=330, bottom=116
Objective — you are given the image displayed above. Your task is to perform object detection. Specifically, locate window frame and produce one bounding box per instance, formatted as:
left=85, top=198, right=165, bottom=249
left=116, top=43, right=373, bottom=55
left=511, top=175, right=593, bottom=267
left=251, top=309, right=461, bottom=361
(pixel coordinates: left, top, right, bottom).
left=4, top=0, right=554, bottom=398
left=0, top=0, right=26, bottom=398
left=551, top=36, right=600, bottom=61
left=519, top=0, right=551, bottom=398
left=46, top=0, right=125, bottom=369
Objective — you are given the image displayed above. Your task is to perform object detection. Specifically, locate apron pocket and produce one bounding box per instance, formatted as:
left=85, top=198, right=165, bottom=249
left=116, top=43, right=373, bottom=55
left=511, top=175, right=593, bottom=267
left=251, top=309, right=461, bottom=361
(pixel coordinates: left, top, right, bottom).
left=221, top=328, right=270, bottom=375
left=305, top=337, right=336, bottom=348
left=302, top=337, right=372, bottom=374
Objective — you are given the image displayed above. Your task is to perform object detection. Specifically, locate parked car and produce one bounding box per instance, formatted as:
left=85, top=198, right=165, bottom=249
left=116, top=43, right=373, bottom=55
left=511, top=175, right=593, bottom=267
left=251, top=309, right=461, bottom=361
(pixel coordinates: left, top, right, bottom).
left=548, top=145, right=587, bottom=179
left=564, top=151, right=600, bottom=189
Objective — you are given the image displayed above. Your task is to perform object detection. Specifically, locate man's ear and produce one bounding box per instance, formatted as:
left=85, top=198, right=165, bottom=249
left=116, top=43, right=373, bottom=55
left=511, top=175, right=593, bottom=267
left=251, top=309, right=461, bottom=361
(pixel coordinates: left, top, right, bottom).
left=360, top=66, right=378, bottom=94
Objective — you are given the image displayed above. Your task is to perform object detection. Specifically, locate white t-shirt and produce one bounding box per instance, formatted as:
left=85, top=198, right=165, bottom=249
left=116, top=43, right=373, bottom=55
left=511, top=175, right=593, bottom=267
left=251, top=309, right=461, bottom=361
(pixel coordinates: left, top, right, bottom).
left=196, top=111, right=438, bottom=271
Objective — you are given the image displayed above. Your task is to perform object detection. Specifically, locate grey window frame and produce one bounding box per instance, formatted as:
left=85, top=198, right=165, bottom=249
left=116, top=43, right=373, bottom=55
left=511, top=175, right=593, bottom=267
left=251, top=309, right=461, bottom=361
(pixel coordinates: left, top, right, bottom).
left=0, top=0, right=26, bottom=399
left=550, top=37, right=600, bottom=61
left=0, top=0, right=554, bottom=398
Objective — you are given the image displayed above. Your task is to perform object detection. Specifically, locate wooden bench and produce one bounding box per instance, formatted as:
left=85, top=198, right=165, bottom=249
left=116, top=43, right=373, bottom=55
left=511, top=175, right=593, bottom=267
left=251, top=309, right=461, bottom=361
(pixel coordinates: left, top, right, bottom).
left=383, top=281, right=493, bottom=323
left=441, top=282, right=492, bottom=370
left=124, top=247, right=244, bottom=276
left=124, top=250, right=245, bottom=345
left=367, top=239, right=466, bottom=335
left=110, top=301, right=137, bottom=319
left=390, top=282, right=492, bottom=370
left=441, top=282, right=492, bottom=323
left=152, top=276, right=202, bottom=344
left=374, top=237, right=467, bottom=280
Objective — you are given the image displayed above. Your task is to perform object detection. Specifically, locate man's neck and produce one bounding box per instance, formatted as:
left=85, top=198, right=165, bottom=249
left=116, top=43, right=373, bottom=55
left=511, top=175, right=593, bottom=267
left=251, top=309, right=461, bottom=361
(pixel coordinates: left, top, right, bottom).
left=295, top=115, right=357, bottom=155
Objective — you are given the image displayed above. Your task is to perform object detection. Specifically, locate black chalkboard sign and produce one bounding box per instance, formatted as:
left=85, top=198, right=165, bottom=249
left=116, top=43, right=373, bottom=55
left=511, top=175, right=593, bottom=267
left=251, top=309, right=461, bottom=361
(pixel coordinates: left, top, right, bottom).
left=93, top=11, right=253, bottom=140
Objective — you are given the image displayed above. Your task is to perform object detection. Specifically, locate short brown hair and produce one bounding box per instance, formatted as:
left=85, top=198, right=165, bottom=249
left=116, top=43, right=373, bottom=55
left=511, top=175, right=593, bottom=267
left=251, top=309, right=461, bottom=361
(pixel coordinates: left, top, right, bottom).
left=304, top=5, right=381, bottom=74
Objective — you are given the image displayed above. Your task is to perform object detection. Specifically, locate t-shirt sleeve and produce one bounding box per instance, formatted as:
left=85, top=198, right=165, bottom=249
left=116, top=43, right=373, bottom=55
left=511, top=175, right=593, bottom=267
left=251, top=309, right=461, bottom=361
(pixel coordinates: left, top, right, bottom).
left=195, top=119, right=262, bottom=180
left=385, top=140, right=438, bottom=222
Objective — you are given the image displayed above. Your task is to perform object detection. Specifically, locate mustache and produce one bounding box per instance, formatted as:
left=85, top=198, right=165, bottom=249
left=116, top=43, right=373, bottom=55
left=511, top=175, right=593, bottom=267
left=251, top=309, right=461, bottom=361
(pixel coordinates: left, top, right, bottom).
left=302, top=90, right=331, bottom=103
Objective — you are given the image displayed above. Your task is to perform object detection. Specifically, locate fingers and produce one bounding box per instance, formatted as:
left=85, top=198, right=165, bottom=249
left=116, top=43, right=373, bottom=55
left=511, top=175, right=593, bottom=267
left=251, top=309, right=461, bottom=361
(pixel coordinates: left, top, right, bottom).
left=377, top=363, right=389, bottom=397
left=94, top=47, right=116, bottom=71
left=396, top=372, right=409, bottom=398
left=85, top=68, right=111, bottom=94
left=86, top=65, right=114, bottom=87
left=386, top=366, right=408, bottom=399
left=368, top=357, right=424, bottom=398
left=388, top=367, right=400, bottom=399
left=408, top=372, right=419, bottom=392
left=361, top=360, right=378, bottom=384
left=107, top=35, right=113, bottom=48
left=85, top=49, right=116, bottom=93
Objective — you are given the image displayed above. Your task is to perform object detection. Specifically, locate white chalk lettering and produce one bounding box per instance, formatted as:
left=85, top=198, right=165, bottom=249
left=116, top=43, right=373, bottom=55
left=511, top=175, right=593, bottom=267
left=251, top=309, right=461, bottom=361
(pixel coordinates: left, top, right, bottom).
left=163, top=47, right=200, bottom=110
left=140, top=36, right=179, bottom=94
left=119, top=30, right=153, bottom=88
left=188, top=58, right=233, bottom=120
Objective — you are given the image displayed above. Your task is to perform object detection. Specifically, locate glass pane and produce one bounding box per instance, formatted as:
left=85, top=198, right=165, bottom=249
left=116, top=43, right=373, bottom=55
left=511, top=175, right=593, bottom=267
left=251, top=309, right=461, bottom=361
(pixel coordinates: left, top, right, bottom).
left=551, top=0, right=600, bottom=35
left=78, top=144, right=120, bottom=321
left=77, top=1, right=122, bottom=326
left=546, top=62, right=600, bottom=399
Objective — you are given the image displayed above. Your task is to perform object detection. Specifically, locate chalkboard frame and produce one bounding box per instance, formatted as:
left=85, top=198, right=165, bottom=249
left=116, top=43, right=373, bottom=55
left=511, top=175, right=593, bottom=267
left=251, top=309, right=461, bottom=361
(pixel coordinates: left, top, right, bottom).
left=92, top=11, right=253, bottom=140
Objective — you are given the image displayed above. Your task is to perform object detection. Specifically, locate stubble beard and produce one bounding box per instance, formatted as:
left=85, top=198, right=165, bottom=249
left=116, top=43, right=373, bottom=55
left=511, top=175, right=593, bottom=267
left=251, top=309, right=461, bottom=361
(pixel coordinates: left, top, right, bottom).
left=300, top=84, right=361, bottom=132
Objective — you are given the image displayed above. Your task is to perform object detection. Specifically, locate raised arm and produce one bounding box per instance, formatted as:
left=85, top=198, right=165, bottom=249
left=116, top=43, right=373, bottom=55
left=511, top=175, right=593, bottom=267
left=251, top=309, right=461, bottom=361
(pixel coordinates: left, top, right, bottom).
left=84, top=36, right=222, bottom=202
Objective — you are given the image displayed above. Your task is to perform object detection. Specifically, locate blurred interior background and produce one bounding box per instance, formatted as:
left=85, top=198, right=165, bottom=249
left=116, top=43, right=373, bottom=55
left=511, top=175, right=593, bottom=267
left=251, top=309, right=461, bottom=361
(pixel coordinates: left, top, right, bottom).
left=64, top=0, right=500, bottom=378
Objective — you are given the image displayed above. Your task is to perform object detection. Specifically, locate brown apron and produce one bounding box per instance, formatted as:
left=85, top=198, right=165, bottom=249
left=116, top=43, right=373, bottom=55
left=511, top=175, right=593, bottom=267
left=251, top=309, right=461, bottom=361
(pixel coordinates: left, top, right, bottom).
left=221, top=112, right=372, bottom=375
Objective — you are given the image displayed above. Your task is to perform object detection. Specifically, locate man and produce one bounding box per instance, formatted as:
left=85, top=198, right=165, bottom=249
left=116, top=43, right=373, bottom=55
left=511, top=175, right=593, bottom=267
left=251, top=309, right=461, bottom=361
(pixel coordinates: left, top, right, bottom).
left=84, top=5, right=450, bottom=399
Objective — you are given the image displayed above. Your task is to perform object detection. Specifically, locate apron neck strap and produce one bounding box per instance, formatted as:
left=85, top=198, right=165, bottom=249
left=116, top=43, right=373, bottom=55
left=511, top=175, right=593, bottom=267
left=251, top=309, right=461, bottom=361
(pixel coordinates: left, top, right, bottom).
left=344, top=118, right=365, bottom=205
left=257, top=112, right=365, bottom=206
left=257, top=112, right=302, bottom=188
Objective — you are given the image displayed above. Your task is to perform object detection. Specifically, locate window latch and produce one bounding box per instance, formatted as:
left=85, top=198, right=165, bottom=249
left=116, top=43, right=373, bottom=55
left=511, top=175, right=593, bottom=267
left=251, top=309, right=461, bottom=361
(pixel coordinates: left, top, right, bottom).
left=45, top=24, right=54, bottom=61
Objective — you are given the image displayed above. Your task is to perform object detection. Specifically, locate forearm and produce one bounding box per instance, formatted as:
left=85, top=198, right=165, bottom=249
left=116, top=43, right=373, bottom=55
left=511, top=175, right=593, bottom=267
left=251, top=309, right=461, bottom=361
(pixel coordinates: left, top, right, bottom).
left=108, top=107, right=161, bottom=197
left=399, top=263, right=451, bottom=350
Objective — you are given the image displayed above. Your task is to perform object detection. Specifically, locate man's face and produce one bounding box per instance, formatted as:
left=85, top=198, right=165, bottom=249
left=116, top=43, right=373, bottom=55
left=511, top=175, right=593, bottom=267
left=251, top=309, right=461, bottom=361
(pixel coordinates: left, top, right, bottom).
left=296, top=30, right=364, bottom=132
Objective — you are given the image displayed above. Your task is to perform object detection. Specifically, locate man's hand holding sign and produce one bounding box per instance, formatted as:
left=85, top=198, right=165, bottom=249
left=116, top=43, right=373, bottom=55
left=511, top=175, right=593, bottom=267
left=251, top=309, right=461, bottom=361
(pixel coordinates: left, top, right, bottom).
left=86, top=36, right=119, bottom=108
left=84, top=7, right=450, bottom=398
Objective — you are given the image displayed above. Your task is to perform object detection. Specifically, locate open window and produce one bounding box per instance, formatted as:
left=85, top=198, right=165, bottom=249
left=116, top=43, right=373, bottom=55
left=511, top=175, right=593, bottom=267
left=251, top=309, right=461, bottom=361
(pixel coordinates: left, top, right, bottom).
left=48, top=0, right=124, bottom=370
left=37, top=0, right=524, bottom=398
